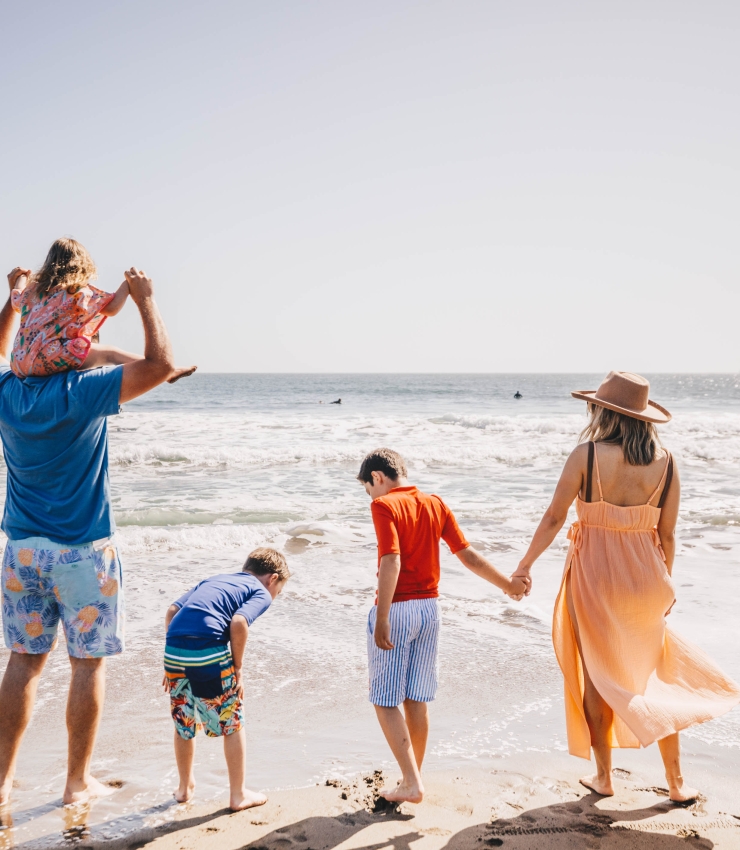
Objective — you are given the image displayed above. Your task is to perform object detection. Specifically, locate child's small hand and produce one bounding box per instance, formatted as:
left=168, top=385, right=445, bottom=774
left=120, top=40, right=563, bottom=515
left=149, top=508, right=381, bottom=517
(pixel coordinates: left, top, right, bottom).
left=374, top=617, right=395, bottom=650
left=234, top=667, right=244, bottom=699
left=162, top=673, right=169, bottom=693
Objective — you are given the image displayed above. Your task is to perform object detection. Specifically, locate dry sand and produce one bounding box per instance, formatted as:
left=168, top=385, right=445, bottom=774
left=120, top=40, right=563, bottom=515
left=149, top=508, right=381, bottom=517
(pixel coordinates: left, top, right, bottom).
left=34, top=760, right=740, bottom=850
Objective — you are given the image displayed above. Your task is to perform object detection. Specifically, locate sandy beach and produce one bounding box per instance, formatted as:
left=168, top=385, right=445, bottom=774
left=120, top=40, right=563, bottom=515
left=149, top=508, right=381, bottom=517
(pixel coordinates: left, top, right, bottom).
left=21, top=759, right=738, bottom=850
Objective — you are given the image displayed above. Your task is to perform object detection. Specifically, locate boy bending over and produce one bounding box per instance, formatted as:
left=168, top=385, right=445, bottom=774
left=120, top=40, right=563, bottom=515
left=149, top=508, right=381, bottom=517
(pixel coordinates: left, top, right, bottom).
left=164, top=548, right=290, bottom=811
left=358, top=449, right=528, bottom=804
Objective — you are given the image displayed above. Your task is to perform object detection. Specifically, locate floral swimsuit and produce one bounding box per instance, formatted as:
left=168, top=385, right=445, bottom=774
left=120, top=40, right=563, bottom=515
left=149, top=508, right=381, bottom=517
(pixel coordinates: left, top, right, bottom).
left=10, top=284, right=114, bottom=377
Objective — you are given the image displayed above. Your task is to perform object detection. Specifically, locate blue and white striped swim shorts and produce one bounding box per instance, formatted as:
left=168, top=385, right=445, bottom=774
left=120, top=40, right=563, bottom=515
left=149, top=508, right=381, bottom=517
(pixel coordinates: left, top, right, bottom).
left=367, top=598, right=440, bottom=707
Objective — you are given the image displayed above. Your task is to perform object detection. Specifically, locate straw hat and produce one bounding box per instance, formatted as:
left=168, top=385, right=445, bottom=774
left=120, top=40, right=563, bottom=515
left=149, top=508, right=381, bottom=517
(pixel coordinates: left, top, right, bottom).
left=571, top=371, right=671, bottom=424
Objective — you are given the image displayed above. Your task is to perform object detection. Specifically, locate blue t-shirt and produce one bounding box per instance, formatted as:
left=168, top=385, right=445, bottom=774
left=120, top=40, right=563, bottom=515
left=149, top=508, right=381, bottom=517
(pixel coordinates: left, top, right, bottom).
left=168, top=572, right=273, bottom=642
left=0, top=365, right=123, bottom=545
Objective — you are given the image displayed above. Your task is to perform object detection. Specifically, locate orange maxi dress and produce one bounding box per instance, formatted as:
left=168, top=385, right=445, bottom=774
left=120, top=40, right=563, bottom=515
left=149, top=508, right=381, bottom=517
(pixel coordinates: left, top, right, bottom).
left=553, top=444, right=740, bottom=760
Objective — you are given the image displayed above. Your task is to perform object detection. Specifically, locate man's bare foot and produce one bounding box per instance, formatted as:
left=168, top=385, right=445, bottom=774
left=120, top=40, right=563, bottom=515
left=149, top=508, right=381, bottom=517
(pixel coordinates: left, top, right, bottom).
left=175, top=781, right=195, bottom=803
left=380, top=781, right=424, bottom=804
left=229, top=788, right=267, bottom=812
left=63, top=776, right=116, bottom=805
left=168, top=366, right=197, bottom=384
left=579, top=774, right=614, bottom=796
left=668, top=778, right=700, bottom=803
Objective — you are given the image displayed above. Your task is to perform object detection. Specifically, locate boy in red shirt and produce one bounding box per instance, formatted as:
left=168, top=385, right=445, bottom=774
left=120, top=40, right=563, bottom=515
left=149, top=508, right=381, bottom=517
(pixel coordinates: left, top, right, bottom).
left=358, top=448, right=528, bottom=804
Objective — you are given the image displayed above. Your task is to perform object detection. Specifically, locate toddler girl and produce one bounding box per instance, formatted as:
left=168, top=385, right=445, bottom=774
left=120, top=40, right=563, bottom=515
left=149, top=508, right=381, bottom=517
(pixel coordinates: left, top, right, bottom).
left=10, top=238, right=195, bottom=381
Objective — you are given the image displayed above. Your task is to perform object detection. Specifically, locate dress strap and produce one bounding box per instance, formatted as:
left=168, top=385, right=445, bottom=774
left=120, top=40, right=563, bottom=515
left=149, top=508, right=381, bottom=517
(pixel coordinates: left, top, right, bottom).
left=584, top=441, right=594, bottom=503
left=651, top=452, right=674, bottom=508
left=592, top=443, right=604, bottom=501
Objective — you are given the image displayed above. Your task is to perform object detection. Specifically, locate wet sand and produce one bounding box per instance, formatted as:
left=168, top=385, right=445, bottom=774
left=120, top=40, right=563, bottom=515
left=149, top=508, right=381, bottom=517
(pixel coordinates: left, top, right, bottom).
left=12, top=760, right=739, bottom=850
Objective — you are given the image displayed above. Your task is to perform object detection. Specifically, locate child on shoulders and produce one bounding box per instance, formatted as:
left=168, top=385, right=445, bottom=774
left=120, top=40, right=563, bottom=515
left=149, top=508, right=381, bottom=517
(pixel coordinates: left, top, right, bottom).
left=10, top=238, right=195, bottom=381
left=163, top=548, right=290, bottom=811
left=357, top=448, right=528, bottom=805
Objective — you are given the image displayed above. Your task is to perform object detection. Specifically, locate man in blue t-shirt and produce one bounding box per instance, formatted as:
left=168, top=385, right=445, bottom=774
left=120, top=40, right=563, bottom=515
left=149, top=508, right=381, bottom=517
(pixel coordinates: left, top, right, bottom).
left=0, top=265, right=180, bottom=807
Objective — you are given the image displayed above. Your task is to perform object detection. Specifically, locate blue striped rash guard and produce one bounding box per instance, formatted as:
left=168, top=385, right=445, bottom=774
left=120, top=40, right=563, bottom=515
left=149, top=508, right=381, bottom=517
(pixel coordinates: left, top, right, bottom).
left=167, top=572, right=272, bottom=642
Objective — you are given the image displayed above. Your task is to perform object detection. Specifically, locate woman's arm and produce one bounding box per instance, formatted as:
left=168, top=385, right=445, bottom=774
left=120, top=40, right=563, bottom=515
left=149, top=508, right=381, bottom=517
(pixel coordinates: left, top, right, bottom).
left=656, top=458, right=680, bottom=576
left=512, top=443, right=586, bottom=590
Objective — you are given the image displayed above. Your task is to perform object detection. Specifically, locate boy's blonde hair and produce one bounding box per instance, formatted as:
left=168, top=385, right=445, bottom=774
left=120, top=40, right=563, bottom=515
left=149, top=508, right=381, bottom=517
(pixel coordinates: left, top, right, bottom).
left=33, top=237, right=97, bottom=298
left=243, top=547, right=290, bottom=582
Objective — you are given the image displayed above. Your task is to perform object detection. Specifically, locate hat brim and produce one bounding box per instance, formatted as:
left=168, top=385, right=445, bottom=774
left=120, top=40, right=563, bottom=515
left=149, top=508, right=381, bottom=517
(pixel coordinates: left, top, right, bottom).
left=571, top=391, right=671, bottom=424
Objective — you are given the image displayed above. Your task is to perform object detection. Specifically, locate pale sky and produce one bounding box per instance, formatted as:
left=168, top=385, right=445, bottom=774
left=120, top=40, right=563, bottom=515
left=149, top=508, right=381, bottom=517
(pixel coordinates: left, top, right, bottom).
left=1, top=1, right=738, bottom=372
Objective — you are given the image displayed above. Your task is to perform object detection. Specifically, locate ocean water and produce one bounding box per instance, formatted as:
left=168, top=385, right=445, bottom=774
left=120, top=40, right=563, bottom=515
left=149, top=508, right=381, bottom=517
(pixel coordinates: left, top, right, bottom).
left=1, top=373, right=740, bottom=846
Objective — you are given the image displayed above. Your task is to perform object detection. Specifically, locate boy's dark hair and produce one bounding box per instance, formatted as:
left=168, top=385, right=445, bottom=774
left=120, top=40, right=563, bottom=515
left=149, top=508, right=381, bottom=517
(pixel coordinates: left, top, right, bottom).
left=243, top=547, right=291, bottom=581
left=357, top=448, right=408, bottom=484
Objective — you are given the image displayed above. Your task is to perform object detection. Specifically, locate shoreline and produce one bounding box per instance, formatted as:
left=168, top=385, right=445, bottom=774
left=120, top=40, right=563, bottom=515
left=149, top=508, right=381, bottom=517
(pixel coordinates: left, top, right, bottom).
left=55, top=766, right=740, bottom=849
left=6, top=755, right=740, bottom=849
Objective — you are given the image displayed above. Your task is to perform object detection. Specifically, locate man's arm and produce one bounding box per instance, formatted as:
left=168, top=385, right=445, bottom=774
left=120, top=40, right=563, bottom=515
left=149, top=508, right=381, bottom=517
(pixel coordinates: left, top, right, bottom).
left=375, top=553, right=400, bottom=650
left=119, top=268, right=176, bottom=403
left=0, top=268, right=31, bottom=364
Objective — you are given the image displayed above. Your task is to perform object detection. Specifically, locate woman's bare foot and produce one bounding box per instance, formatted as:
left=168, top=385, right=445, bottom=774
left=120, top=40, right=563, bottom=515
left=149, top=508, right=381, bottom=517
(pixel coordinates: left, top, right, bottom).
left=168, top=366, right=197, bottom=384
left=668, top=778, right=700, bottom=803
left=63, top=776, right=116, bottom=805
left=380, top=780, right=424, bottom=804
left=229, top=788, right=267, bottom=812
left=174, top=781, right=195, bottom=803
left=579, top=774, right=614, bottom=796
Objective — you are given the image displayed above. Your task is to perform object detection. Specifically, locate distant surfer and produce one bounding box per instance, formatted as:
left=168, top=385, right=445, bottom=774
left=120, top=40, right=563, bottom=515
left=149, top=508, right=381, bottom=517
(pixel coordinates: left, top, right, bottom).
left=514, top=391, right=522, bottom=399
left=330, top=398, right=342, bottom=405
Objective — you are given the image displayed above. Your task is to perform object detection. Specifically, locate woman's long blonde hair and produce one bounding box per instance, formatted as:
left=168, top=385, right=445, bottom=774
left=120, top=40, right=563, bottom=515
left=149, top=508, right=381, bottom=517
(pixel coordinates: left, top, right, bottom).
left=33, top=237, right=97, bottom=298
left=580, top=403, right=660, bottom=466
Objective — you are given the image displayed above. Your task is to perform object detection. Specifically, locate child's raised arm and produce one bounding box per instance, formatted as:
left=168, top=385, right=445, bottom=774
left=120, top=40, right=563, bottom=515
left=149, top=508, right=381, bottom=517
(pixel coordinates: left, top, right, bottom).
left=101, top=280, right=130, bottom=317
left=455, top=546, right=528, bottom=600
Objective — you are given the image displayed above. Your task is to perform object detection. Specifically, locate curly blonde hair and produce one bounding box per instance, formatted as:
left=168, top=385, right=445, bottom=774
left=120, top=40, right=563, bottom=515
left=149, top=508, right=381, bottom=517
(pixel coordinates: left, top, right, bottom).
left=33, top=237, right=97, bottom=298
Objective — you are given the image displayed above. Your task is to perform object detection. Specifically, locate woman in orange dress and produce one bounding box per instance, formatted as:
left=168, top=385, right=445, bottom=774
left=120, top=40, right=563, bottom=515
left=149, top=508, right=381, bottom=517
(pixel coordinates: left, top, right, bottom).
left=513, top=372, right=740, bottom=802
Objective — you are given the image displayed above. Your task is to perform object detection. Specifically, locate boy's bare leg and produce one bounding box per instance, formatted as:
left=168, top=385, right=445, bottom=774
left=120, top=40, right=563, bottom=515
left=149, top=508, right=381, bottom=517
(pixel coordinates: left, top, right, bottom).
left=223, top=728, right=266, bottom=811
left=173, top=732, right=196, bottom=803
left=64, top=657, right=115, bottom=804
left=374, top=705, right=424, bottom=803
left=84, top=344, right=197, bottom=383
left=658, top=734, right=699, bottom=802
left=403, top=699, right=429, bottom=769
left=0, top=653, right=48, bottom=805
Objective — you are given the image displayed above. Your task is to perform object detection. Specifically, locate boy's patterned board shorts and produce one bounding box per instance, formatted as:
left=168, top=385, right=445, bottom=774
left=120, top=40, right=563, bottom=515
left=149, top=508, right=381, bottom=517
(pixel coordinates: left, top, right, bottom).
left=164, top=641, right=243, bottom=739
left=367, top=597, right=440, bottom=707
left=1, top=536, right=124, bottom=658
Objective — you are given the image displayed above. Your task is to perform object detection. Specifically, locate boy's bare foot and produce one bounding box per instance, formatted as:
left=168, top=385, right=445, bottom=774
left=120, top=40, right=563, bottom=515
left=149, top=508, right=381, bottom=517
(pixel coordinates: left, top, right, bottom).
left=175, top=781, right=195, bottom=803
left=668, top=779, right=700, bottom=803
left=380, top=780, right=424, bottom=804
left=229, top=788, right=267, bottom=811
left=63, top=776, right=116, bottom=805
left=579, top=774, right=614, bottom=796
left=168, top=366, right=197, bottom=384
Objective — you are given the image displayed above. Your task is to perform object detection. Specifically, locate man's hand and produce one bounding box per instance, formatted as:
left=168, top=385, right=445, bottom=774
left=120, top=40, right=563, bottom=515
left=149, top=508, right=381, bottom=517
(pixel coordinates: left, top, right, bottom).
left=7, top=267, right=31, bottom=291
left=234, top=667, right=244, bottom=699
left=374, top=616, right=394, bottom=650
left=124, top=267, right=154, bottom=304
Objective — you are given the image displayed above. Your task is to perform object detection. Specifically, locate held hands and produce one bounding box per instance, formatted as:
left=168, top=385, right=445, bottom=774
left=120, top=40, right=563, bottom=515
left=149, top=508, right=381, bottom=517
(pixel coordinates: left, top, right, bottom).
left=7, top=267, right=31, bottom=291
left=124, top=267, right=154, bottom=304
left=374, top=616, right=394, bottom=650
left=507, top=575, right=529, bottom=601
left=509, top=561, right=533, bottom=597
